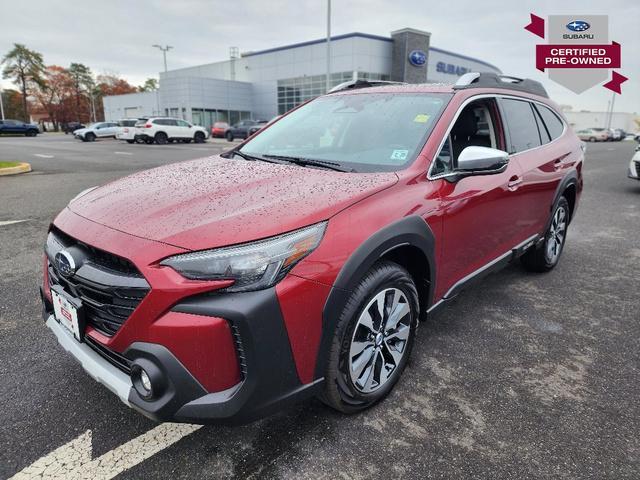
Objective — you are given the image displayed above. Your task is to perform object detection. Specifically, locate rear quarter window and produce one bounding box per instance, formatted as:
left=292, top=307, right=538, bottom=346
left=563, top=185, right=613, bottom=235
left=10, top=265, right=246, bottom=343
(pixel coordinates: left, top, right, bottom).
left=535, top=105, right=564, bottom=140
left=501, top=98, right=541, bottom=153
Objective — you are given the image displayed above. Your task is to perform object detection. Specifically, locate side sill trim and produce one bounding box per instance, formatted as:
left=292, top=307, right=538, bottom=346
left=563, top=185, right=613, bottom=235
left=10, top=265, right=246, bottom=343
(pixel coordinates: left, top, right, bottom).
left=427, top=234, right=539, bottom=314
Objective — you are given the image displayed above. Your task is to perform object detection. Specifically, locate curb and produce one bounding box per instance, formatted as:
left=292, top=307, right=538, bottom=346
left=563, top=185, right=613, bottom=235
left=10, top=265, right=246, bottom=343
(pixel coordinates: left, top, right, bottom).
left=0, top=162, right=32, bottom=176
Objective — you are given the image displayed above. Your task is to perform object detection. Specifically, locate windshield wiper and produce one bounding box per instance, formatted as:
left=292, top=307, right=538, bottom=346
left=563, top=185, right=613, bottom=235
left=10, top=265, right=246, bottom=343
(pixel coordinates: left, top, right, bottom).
left=263, top=154, right=354, bottom=173
left=230, top=150, right=280, bottom=164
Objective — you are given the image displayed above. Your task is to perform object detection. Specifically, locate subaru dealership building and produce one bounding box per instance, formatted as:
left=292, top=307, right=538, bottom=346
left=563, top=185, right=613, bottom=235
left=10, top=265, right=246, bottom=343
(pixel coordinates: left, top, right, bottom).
left=103, top=28, right=501, bottom=129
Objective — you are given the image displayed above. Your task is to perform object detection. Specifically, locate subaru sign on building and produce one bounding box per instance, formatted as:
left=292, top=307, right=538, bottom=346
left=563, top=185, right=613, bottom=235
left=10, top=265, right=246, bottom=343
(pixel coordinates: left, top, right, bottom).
left=103, top=27, right=501, bottom=128
left=409, top=50, right=427, bottom=67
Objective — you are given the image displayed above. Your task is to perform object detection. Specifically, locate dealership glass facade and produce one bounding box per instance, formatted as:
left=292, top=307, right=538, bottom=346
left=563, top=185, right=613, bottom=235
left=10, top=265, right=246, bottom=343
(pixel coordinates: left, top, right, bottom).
left=277, top=71, right=390, bottom=114
left=189, top=109, right=252, bottom=129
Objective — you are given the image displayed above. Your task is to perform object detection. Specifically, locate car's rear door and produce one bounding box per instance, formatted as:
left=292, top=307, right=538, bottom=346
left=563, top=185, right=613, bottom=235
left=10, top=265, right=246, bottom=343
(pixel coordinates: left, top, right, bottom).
left=500, top=97, right=571, bottom=238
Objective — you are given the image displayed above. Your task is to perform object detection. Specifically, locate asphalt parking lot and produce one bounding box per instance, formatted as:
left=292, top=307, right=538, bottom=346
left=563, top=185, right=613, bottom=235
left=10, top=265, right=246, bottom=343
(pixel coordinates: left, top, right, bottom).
left=1, top=135, right=639, bottom=479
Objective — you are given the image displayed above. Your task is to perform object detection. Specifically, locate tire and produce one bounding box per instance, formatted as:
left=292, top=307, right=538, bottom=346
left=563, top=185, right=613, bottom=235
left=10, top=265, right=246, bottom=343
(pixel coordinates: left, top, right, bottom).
left=126, top=140, right=135, bottom=144
left=226, top=131, right=234, bottom=142
left=85, top=132, right=96, bottom=142
left=320, top=261, right=419, bottom=414
left=155, top=132, right=168, bottom=145
left=589, top=137, right=596, bottom=142
left=25, top=130, right=37, bottom=137
left=144, top=137, right=154, bottom=145
left=521, top=196, right=570, bottom=272
left=194, top=131, right=205, bottom=143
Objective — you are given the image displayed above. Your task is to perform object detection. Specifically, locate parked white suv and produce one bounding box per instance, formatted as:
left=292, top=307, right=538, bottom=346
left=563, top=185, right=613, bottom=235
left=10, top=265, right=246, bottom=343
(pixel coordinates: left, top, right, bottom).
left=628, top=145, right=640, bottom=181
left=73, top=122, right=119, bottom=142
left=116, top=119, right=142, bottom=144
left=134, top=117, right=209, bottom=144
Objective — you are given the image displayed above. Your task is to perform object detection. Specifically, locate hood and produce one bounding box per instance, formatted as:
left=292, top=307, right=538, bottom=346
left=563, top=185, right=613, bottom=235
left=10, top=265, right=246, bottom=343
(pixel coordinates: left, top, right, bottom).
left=69, top=156, right=398, bottom=251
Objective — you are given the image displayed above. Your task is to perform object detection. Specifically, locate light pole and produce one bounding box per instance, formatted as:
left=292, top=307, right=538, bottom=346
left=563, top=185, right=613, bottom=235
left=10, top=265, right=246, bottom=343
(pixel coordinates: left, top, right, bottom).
left=0, top=83, right=5, bottom=120
left=326, top=0, right=331, bottom=93
left=152, top=44, right=173, bottom=73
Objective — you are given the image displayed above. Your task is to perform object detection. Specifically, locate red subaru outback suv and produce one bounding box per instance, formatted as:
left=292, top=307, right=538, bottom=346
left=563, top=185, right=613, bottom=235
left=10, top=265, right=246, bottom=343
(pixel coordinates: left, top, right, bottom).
left=42, top=73, right=583, bottom=424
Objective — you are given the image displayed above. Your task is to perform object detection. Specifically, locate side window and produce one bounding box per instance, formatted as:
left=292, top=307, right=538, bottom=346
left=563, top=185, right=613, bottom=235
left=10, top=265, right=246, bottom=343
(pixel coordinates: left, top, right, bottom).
left=501, top=99, right=541, bottom=153
left=535, top=105, right=564, bottom=140
left=533, top=108, right=551, bottom=144
left=431, top=98, right=502, bottom=177
left=176, top=120, right=190, bottom=127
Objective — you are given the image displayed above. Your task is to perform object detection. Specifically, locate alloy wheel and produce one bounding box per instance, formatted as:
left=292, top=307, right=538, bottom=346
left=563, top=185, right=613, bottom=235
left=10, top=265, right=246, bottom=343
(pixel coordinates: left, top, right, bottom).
left=545, top=205, right=567, bottom=264
left=348, top=288, right=412, bottom=393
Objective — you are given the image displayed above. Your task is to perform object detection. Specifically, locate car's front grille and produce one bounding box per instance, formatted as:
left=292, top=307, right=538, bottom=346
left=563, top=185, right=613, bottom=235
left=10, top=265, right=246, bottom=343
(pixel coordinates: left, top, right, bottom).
left=46, top=228, right=150, bottom=336
left=635, top=161, right=640, bottom=177
left=85, top=335, right=132, bottom=375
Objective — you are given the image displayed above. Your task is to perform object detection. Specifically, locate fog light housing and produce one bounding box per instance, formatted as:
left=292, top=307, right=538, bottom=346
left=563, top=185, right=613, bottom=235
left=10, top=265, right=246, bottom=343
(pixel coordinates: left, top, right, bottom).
left=131, top=361, right=163, bottom=400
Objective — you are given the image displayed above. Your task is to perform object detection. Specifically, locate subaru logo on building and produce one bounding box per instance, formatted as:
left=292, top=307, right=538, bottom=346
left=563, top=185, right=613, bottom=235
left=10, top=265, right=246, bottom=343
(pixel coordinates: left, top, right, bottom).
left=55, top=250, right=77, bottom=278
left=408, top=50, right=427, bottom=67
left=566, top=20, right=590, bottom=32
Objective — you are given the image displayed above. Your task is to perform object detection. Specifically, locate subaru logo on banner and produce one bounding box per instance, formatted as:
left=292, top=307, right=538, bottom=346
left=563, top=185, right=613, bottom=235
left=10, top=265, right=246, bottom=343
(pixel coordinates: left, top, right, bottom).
left=566, top=20, right=590, bottom=32
left=408, top=50, right=427, bottom=67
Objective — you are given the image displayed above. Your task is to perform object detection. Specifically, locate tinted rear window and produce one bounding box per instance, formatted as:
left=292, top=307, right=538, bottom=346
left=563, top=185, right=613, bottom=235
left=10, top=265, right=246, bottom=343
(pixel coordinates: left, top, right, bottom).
left=535, top=105, right=564, bottom=140
left=118, top=120, right=137, bottom=127
left=501, top=99, right=541, bottom=153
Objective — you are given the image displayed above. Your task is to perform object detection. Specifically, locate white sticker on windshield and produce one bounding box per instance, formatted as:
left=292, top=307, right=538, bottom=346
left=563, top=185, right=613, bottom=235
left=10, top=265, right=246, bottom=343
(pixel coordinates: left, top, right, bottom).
left=390, top=149, right=409, bottom=161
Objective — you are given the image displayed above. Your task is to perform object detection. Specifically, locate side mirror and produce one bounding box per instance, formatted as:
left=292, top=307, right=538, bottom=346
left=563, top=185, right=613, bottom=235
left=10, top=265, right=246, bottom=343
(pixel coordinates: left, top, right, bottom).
left=456, top=146, right=509, bottom=175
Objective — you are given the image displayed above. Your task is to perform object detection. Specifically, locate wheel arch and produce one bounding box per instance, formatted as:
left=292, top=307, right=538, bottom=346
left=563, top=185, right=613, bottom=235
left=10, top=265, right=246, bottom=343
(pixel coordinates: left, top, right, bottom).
left=314, top=215, right=436, bottom=379
left=548, top=170, right=579, bottom=229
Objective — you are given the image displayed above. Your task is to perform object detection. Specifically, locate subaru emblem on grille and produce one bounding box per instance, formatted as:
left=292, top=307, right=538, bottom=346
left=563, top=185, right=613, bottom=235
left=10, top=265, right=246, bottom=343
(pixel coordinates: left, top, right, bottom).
left=55, top=250, right=77, bottom=277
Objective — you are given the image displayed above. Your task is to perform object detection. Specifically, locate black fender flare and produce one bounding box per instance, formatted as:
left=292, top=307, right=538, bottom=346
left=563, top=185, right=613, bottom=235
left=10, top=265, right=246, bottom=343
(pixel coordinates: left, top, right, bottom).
left=314, top=215, right=436, bottom=379
left=546, top=170, right=579, bottom=231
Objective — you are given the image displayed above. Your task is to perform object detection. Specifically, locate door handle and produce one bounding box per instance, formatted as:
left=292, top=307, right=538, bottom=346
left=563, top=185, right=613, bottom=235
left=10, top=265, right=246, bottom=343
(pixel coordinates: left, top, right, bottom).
left=507, top=176, right=523, bottom=191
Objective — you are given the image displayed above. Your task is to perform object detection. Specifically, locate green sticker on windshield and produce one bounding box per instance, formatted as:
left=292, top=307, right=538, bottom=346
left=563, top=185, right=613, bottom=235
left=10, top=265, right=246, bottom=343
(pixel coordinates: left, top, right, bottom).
left=391, top=150, right=409, bottom=161
left=414, top=114, right=430, bottom=123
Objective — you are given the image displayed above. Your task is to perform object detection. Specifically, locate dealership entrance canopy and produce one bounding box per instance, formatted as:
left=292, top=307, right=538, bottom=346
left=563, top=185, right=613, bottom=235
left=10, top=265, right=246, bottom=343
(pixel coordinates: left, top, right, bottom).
left=103, top=28, right=501, bottom=129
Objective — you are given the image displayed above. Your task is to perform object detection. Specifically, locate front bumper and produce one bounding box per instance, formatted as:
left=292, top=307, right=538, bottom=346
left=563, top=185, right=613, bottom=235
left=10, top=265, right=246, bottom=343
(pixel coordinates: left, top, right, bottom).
left=43, top=286, right=322, bottom=425
left=46, top=315, right=131, bottom=406
left=628, top=160, right=639, bottom=179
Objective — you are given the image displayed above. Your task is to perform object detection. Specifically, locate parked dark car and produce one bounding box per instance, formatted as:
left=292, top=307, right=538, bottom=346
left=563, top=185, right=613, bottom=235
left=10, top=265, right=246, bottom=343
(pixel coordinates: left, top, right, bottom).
left=62, top=122, right=86, bottom=134
left=614, top=129, right=626, bottom=141
left=225, top=119, right=268, bottom=141
left=0, top=119, right=39, bottom=136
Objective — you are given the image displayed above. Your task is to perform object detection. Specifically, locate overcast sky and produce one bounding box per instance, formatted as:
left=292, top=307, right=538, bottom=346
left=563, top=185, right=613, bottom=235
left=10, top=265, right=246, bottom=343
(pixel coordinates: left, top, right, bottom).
left=1, top=0, right=638, bottom=113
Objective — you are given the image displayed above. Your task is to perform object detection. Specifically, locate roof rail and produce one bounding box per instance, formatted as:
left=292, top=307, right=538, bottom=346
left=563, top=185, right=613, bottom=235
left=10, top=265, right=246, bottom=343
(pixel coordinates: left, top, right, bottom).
left=453, top=72, right=548, bottom=98
left=328, top=79, right=406, bottom=94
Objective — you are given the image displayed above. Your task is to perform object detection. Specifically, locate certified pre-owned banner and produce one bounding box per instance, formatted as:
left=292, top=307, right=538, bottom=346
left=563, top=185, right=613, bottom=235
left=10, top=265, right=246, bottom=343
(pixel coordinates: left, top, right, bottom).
left=525, top=14, right=628, bottom=94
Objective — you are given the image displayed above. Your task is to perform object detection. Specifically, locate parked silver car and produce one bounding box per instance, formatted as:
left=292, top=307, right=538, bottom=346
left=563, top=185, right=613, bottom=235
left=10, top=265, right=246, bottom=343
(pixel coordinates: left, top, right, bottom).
left=73, top=122, right=119, bottom=142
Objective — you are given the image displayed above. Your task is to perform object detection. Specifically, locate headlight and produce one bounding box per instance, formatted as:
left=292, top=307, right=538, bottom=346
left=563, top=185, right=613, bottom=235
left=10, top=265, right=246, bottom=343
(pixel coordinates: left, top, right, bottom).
left=70, top=186, right=98, bottom=203
left=160, top=222, right=327, bottom=292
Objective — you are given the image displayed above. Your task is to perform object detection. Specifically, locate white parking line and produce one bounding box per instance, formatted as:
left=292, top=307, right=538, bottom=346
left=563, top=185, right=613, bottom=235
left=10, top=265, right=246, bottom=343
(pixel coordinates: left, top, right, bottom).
left=114, top=151, right=133, bottom=155
left=10, top=423, right=203, bottom=479
left=33, top=154, right=54, bottom=158
left=0, top=219, right=30, bottom=226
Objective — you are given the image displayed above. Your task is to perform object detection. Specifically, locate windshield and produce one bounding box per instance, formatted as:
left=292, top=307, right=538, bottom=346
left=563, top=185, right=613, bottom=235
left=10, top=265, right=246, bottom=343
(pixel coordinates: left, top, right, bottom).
left=239, top=92, right=451, bottom=172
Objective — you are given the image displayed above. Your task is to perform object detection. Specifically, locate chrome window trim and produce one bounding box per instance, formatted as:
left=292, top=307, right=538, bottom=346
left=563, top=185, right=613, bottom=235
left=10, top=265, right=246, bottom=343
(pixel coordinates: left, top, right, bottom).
left=426, top=93, right=568, bottom=181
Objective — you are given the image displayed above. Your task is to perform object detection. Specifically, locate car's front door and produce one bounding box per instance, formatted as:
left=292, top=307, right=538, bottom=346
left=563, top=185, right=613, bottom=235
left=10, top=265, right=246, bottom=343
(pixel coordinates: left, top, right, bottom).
left=431, top=96, right=532, bottom=299
left=175, top=119, right=191, bottom=138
